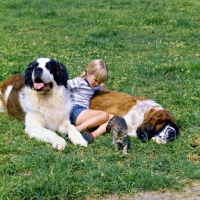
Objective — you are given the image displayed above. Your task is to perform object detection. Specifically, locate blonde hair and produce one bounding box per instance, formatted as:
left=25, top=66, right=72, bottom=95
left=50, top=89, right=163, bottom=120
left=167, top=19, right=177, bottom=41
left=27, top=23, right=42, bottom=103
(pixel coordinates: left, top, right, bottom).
left=80, top=59, right=108, bottom=83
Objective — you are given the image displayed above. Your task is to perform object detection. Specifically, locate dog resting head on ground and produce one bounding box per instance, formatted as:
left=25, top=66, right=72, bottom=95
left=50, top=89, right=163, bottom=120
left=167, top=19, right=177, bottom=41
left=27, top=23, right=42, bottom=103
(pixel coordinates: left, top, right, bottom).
left=136, top=108, right=179, bottom=143
left=90, top=91, right=179, bottom=143
left=0, top=58, right=87, bottom=150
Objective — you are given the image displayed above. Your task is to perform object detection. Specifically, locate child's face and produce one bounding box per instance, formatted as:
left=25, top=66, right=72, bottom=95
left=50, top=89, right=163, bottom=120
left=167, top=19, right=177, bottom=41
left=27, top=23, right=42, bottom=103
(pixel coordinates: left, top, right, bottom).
left=86, top=74, right=101, bottom=87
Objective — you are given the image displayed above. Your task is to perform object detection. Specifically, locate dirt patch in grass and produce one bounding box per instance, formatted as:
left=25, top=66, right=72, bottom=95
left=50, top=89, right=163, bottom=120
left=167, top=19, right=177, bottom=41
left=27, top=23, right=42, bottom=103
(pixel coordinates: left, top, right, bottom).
left=103, top=182, right=200, bottom=200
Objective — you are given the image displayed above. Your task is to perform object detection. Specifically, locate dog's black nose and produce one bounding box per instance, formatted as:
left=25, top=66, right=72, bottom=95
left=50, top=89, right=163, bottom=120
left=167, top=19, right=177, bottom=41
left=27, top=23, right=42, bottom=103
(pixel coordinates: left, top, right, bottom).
left=166, top=129, right=177, bottom=141
left=34, top=67, right=43, bottom=77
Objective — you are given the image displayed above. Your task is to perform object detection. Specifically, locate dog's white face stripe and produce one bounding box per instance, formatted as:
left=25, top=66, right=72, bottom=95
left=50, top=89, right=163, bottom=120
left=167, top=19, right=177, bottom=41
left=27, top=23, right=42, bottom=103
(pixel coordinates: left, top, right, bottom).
left=152, top=125, right=177, bottom=143
left=37, top=58, right=51, bottom=67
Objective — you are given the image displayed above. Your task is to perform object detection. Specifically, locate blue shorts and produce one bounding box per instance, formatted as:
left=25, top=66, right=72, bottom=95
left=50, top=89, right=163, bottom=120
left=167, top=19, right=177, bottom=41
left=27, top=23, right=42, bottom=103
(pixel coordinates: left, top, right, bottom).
left=70, top=104, right=87, bottom=125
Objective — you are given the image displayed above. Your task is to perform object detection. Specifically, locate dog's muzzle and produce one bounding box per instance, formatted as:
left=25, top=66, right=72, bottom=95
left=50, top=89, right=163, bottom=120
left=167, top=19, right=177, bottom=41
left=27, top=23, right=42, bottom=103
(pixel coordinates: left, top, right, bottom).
left=33, top=67, right=53, bottom=92
left=34, top=67, right=43, bottom=78
left=154, top=124, right=177, bottom=143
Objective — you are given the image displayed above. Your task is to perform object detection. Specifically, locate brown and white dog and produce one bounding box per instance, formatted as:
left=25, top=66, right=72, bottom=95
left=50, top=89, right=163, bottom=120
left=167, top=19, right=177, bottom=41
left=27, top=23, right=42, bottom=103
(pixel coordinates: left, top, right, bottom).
left=90, top=91, right=179, bottom=143
left=0, top=58, right=87, bottom=150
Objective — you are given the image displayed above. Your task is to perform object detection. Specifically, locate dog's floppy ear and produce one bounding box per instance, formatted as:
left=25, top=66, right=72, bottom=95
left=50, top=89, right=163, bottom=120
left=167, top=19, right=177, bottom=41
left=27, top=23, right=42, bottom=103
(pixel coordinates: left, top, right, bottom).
left=152, top=109, right=179, bottom=134
left=55, top=61, right=69, bottom=88
left=136, top=121, right=155, bottom=142
left=25, top=61, right=38, bottom=88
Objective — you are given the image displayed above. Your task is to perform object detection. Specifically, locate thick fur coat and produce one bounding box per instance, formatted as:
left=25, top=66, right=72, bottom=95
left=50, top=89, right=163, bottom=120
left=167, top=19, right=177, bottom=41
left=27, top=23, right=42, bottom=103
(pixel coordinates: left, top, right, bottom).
left=0, top=58, right=87, bottom=150
left=90, top=91, right=179, bottom=143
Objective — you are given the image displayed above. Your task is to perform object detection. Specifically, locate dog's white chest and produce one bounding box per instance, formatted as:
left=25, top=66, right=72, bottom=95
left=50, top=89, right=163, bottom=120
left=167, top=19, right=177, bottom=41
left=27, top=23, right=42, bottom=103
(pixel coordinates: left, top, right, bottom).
left=19, top=87, right=72, bottom=130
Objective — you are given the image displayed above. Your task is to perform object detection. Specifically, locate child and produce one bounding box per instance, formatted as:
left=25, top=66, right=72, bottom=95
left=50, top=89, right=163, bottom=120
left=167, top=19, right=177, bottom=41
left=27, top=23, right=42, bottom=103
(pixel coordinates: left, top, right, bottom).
left=68, top=59, right=114, bottom=143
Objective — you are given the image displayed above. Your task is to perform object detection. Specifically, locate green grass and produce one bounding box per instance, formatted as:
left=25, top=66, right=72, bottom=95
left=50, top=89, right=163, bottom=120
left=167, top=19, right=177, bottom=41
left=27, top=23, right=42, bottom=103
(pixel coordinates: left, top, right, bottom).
left=0, top=0, right=200, bottom=199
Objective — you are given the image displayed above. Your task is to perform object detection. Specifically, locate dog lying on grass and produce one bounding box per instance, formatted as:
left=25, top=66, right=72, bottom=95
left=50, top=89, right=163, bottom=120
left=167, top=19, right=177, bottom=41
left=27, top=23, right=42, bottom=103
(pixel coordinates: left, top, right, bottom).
left=0, top=58, right=87, bottom=150
left=90, top=91, right=179, bottom=143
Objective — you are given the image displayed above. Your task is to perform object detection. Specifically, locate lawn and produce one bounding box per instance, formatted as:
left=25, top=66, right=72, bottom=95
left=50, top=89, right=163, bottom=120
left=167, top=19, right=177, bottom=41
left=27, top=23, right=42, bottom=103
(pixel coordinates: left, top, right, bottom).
left=0, top=0, right=200, bottom=199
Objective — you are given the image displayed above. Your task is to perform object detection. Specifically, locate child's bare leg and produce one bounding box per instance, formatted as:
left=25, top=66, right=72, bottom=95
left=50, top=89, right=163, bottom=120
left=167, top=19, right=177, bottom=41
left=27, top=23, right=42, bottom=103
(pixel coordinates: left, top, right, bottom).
left=75, top=110, right=109, bottom=132
left=92, top=114, right=114, bottom=137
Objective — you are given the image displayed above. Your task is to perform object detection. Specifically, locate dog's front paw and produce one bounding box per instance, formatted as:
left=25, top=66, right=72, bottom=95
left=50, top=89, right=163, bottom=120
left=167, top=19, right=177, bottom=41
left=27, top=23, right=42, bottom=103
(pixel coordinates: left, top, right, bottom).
left=68, top=131, right=88, bottom=147
left=69, top=134, right=88, bottom=147
left=151, top=136, right=167, bottom=144
left=52, top=137, right=67, bottom=150
left=67, top=125, right=88, bottom=147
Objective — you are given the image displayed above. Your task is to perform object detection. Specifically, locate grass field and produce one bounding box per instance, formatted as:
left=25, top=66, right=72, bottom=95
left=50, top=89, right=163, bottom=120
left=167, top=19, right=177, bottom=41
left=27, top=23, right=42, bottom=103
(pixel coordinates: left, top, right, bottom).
left=0, top=0, right=200, bottom=199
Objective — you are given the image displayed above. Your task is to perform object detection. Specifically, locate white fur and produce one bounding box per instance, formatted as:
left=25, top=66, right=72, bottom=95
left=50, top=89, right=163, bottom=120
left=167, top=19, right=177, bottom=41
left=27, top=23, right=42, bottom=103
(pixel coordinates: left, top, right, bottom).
left=151, top=136, right=167, bottom=144
left=32, top=58, right=56, bottom=86
left=0, top=59, right=88, bottom=150
left=0, top=85, right=13, bottom=113
left=124, top=99, right=163, bottom=137
left=0, top=93, right=6, bottom=112
left=20, top=85, right=87, bottom=149
left=3, top=85, right=13, bottom=102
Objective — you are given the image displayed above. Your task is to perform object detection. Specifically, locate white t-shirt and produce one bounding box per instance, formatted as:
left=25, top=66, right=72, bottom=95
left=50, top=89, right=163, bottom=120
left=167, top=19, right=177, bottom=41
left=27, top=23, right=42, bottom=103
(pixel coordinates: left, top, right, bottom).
left=68, top=77, right=102, bottom=108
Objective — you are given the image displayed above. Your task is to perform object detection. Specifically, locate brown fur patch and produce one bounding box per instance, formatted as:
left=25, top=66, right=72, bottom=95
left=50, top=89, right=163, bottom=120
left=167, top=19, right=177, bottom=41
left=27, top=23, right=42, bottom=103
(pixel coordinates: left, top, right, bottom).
left=0, top=74, right=25, bottom=122
left=90, top=91, right=140, bottom=117
left=0, top=74, right=24, bottom=93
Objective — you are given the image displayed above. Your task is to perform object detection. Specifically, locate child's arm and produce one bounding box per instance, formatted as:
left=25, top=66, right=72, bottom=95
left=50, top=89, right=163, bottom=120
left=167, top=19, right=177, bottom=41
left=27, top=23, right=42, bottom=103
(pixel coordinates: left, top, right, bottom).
left=100, top=85, right=111, bottom=92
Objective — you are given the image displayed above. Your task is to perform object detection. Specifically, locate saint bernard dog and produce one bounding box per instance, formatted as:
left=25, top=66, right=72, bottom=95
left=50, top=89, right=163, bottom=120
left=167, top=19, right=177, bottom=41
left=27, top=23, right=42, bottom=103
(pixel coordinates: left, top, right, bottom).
left=90, top=91, right=179, bottom=143
left=0, top=58, right=87, bottom=150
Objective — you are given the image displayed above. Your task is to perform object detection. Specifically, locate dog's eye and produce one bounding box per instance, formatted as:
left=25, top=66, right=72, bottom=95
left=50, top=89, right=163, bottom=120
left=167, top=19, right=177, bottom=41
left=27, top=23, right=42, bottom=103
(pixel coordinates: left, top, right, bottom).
left=46, top=63, right=54, bottom=72
left=45, top=60, right=57, bottom=73
left=45, top=63, right=50, bottom=70
left=29, top=61, right=39, bottom=69
left=34, top=62, right=39, bottom=68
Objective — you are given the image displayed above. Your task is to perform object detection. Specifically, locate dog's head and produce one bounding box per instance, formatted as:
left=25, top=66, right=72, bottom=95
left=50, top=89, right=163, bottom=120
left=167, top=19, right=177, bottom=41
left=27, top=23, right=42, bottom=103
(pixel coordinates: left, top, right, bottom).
left=136, top=109, right=179, bottom=143
left=25, top=58, right=68, bottom=93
